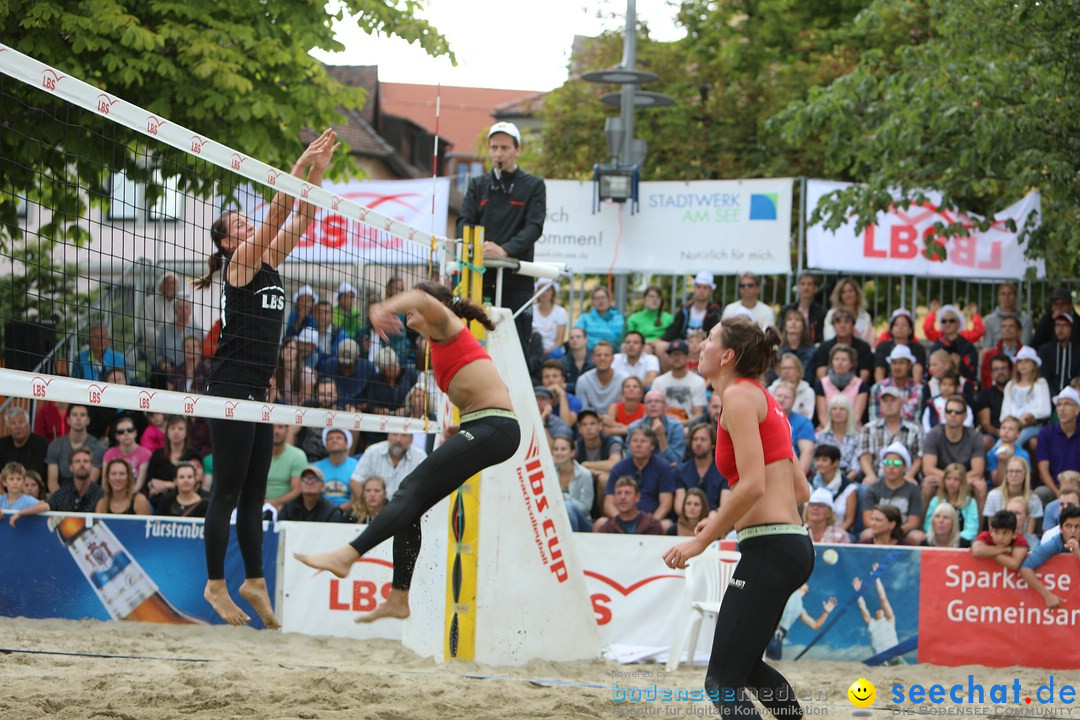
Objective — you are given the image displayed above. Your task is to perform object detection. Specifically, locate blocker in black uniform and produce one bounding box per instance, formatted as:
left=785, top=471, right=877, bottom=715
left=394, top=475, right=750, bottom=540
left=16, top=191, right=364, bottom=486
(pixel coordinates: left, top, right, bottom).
left=193, top=129, right=338, bottom=628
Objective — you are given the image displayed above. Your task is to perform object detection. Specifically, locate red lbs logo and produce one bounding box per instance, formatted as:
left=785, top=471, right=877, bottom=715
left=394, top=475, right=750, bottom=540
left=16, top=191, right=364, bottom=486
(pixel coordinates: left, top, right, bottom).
left=224, top=401, right=239, bottom=418
left=87, top=384, right=106, bottom=405
left=182, top=396, right=200, bottom=414
left=138, top=390, right=157, bottom=410
left=41, top=69, right=64, bottom=91
left=261, top=405, right=274, bottom=423
left=31, top=376, right=53, bottom=398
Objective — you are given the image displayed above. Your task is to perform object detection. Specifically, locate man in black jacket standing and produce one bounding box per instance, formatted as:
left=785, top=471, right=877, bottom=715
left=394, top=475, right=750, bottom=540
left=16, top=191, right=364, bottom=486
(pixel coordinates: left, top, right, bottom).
left=457, top=122, right=546, bottom=353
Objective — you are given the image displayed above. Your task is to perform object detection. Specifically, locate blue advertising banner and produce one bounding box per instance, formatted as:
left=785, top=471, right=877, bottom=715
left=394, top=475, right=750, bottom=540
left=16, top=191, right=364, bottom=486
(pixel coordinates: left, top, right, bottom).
left=0, top=514, right=278, bottom=628
left=768, top=544, right=921, bottom=665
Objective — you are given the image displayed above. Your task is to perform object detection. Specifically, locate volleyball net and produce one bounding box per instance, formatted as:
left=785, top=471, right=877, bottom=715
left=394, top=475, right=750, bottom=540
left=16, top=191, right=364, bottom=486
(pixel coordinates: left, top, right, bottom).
left=0, top=44, right=452, bottom=434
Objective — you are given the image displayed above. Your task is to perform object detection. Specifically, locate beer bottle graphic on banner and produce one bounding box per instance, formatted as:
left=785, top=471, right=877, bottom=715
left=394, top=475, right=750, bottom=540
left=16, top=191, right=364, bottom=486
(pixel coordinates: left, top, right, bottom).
left=49, top=516, right=206, bottom=624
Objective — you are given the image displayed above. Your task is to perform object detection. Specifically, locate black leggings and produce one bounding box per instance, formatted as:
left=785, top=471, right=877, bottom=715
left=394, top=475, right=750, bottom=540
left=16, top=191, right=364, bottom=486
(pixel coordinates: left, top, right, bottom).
left=204, top=383, right=274, bottom=581
left=705, top=530, right=815, bottom=719
left=349, top=414, right=520, bottom=590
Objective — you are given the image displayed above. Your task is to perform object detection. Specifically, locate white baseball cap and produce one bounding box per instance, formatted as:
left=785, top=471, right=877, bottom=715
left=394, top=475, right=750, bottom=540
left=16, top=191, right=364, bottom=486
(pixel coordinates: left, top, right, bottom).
left=1053, top=387, right=1080, bottom=406
left=808, top=488, right=834, bottom=506
left=337, top=282, right=357, bottom=297
left=322, top=427, right=353, bottom=449
left=886, top=345, right=916, bottom=364
left=879, top=441, right=912, bottom=468
left=693, top=271, right=716, bottom=289
left=488, top=122, right=521, bottom=146
left=292, top=285, right=319, bottom=304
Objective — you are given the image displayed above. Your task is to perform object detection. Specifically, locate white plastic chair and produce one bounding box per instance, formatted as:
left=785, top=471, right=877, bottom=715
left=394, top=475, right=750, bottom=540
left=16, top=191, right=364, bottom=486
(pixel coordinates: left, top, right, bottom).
left=665, top=549, right=741, bottom=671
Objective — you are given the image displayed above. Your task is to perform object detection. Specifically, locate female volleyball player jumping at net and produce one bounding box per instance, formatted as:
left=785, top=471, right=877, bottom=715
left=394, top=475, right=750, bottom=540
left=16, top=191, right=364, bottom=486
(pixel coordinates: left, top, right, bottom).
left=663, top=315, right=813, bottom=720
left=194, top=129, right=338, bottom=627
left=295, top=281, right=520, bottom=622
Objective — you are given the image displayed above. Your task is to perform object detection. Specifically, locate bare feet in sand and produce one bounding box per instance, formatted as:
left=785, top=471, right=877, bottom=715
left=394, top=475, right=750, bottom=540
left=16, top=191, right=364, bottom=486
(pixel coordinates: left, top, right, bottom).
left=293, top=546, right=360, bottom=579
left=355, top=588, right=410, bottom=623
left=239, top=577, right=280, bottom=629
left=205, top=580, right=250, bottom=626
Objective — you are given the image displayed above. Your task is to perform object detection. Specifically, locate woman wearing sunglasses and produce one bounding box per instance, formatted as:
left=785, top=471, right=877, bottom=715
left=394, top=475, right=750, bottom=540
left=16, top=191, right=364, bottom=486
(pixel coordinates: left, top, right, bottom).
left=102, top=416, right=152, bottom=493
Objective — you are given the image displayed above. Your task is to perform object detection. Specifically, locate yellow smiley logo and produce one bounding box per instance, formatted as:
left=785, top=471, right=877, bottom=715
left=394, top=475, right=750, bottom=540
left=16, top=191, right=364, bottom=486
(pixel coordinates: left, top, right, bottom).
left=848, top=678, right=876, bottom=708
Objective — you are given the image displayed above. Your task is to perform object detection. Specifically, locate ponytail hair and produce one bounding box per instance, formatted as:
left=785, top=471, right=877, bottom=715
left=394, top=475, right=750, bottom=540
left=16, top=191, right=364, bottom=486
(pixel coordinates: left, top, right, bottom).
left=720, top=315, right=782, bottom=379
left=193, top=213, right=231, bottom=290
left=415, top=280, right=496, bottom=332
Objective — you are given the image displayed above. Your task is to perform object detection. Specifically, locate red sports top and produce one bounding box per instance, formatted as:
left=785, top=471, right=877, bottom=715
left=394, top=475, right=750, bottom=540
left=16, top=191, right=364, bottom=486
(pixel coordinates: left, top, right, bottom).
left=714, top=379, right=793, bottom=488
left=429, top=328, right=491, bottom=393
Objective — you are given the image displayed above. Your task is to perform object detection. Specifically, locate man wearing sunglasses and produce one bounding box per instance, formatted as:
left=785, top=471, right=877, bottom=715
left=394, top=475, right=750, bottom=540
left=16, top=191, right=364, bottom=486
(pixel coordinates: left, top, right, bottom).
left=922, top=395, right=987, bottom=508
left=860, top=442, right=925, bottom=545
left=721, top=272, right=775, bottom=331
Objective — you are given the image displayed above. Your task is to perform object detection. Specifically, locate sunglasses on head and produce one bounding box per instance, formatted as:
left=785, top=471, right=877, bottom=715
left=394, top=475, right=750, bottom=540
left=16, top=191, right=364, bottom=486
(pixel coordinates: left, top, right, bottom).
left=882, top=459, right=905, bottom=467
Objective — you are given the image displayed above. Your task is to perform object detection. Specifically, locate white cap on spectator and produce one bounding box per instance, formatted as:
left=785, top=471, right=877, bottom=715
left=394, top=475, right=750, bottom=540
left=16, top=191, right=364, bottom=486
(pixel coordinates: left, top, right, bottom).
left=338, top=338, right=360, bottom=363
left=808, top=488, right=834, bottom=506
left=693, top=271, right=716, bottom=289
left=1053, top=387, right=1080, bottom=406
left=879, top=385, right=905, bottom=399
left=322, top=427, right=353, bottom=449
left=535, top=278, right=559, bottom=294
left=296, top=327, right=318, bottom=346
left=879, top=441, right=912, bottom=468
left=886, top=345, right=916, bottom=364
left=1015, top=345, right=1042, bottom=367
left=337, top=282, right=357, bottom=297
left=938, top=304, right=965, bottom=331
left=292, top=285, right=319, bottom=304
left=726, top=306, right=756, bottom=323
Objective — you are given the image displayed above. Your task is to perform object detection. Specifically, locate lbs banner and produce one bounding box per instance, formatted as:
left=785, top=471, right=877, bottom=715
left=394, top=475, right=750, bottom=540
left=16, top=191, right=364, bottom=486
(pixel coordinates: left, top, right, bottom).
left=536, top=179, right=793, bottom=275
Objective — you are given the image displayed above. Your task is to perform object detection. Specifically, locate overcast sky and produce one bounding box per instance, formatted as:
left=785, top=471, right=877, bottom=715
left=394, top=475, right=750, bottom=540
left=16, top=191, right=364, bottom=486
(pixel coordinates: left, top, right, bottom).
left=312, top=0, right=685, bottom=91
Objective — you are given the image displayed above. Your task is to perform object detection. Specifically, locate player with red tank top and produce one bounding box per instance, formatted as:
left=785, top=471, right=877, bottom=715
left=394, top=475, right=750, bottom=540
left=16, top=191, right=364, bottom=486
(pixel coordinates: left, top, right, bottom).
left=714, top=378, right=793, bottom=487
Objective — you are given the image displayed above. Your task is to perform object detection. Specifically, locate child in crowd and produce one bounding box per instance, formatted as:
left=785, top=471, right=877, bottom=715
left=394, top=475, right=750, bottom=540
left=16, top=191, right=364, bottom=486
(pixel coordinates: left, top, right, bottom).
left=984, top=456, right=1043, bottom=535
left=923, top=463, right=979, bottom=545
left=140, top=412, right=167, bottom=454
left=1020, top=506, right=1080, bottom=609
left=0, top=462, right=49, bottom=526
left=1042, top=471, right=1080, bottom=532
left=971, top=509, right=1029, bottom=570
left=810, top=444, right=858, bottom=534
left=922, top=371, right=972, bottom=432
left=985, top=416, right=1030, bottom=487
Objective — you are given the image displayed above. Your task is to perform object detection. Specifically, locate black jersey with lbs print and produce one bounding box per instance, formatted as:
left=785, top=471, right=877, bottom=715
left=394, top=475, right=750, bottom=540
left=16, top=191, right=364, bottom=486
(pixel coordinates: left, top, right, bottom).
left=207, top=259, right=286, bottom=391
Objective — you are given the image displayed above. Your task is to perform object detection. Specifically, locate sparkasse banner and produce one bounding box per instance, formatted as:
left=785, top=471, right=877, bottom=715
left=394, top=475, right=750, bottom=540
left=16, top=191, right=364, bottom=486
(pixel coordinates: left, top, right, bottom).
left=806, top=179, right=1044, bottom=279
left=536, top=178, right=793, bottom=275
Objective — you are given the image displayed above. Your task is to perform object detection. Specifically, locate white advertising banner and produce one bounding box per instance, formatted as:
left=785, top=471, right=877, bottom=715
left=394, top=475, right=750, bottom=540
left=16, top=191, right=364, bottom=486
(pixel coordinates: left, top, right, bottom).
left=806, top=179, right=1045, bottom=279
left=535, top=179, right=794, bottom=275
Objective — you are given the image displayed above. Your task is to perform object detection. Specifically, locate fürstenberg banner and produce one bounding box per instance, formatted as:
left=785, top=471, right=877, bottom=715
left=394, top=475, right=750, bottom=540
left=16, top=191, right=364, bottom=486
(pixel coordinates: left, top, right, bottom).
left=806, top=179, right=1045, bottom=280
left=535, top=179, right=794, bottom=275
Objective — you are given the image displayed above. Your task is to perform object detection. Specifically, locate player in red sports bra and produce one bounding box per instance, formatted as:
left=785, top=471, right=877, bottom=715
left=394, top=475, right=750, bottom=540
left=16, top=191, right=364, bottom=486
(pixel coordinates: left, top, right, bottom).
left=663, top=315, right=813, bottom=720
left=295, top=281, right=520, bottom=623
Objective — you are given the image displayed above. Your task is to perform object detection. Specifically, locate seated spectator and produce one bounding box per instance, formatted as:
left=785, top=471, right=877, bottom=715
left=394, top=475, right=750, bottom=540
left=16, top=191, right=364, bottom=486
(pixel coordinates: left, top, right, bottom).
left=1020, top=505, right=1080, bottom=609
left=982, top=282, right=1034, bottom=349
left=314, top=429, right=359, bottom=509
left=74, top=324, right=127, bottom=382
left=595, top=476, right=665, bottom=535
left=1001, top=346, right=1052, bottom=450
left=689, top=392, right=723, bottom=431
left=975, top=354, right=1013, bottom=447
left=278, top=465, right=347, bottom=523
left=22, top=470, right=46, bottom=501
left=1031, top=287, right=1078, bottom=348
left=625, top=285, right=673, bottom=348
left=575, top=286, right=624, bottom=352
left=1035, top=387, right=1080, bottom=506
left=540, top=359, right=581, bottom=429
left=923, top=463, right=979, bottom=545
left=774, top=309, right=816, bottom=382
left=276, top=337, right=318, bottom=407
left=551, top=434, right=594, bottom=533
left=768, top=353, right=814, bottom=420
left=613, top=330, right=659, bottom=387
left=363, top=347, right=417, bottom=415
left=1038, top=311, right=1080, bottom=396
left=1007, top=496, right=1041, bottom=550
left=922, top=371, right=973, bottom=432
left=145, top=416, right=202, bottom=500
left=575, top=409, right=624, bottom=487
left=575, top=341, right=627, bottom=414
left=533, top=279, right=568, bottom=358
left=921, top=502, right=970, bottom=548
left=857, top=386, right=924, bottom=486
left=285, top=285, right=318, bottom=339
left=651, top=340, right=707, bottom=424
left=927, top=304, right=980, bottom=384
left=103, top=415, right=153, bottom=493
left=979, top=313, right=1024, bottom=389
left=33, top=398, right=68, bottom=444
left=675, top=423, right=730, bottom=513
left=45, top=404, right=105, bottom=493
left=972, top=510, right=1029, bottom=570
left=560, top=327, right=594, bottom=394
left=0, top=407, right=48, bottom=479
left=139, top=272, right=178, bottom=361
left=874, top=309, right=927, bottom=384
left=47, top=448, right=102, bottom=512
left=922, top=395, right=986, bottom=506
left=810, top=444, right=858, bottom=535
left=869, top=344, right=923, bottom=423
left=816, top=394, right=860, bottom=478
left=95, top=458, right=152, bottom=515
left=779, top=271, right=827, bottom=344
left=140, top=412, right=167, bottom=454
left=1041, top=487, right=1080, bottom=544
left=823, top=277, right=875, bottom=346
left=671, top=487, right=710, bottom=537
left=332, top=338, right=376, bottom=411
left=154, top=461, right=208, bottom=517
left=1041, top=471, right=1080, bottom=533
left=656, top=272, right=721, bottom=370
left=295, top=327, right=320, bottom=371
left=628, top=391, right=686, bottom=466
left=350, top=432, right=426, bottom=501
left=168, top=334, right=211, bottom=394
left=814, top=344, right=870, bottom=425
left=860, top=504, right=904, bottom=546
left=986, top=416, right=1030, bottom=487
left=402, top=384, right=437, bottom=454
left=333, top=282, right=363, bottom=340
left=771, top=382, right=815, bottom=475
left=921, top=349, right=975, bottom=412
left=352, top=476, right=387, bottom=524
left=535, top=386, right=572, bottom=446
left=311, top=300, right=347, bottom=375
left=602, top=426, right=675, bottom=530
left=154, top=298, right=202, bottom=388
left=860, top=442, right=924, bottom=545
left=984, top=456, right=1043, bottom=535
left=0, top=462, right=48, bottom=525
left=804, top=487, right=850, bottom=544
left=604, top=376, right=645, bottom=439
left=722, top=272, right=775, bottom=330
